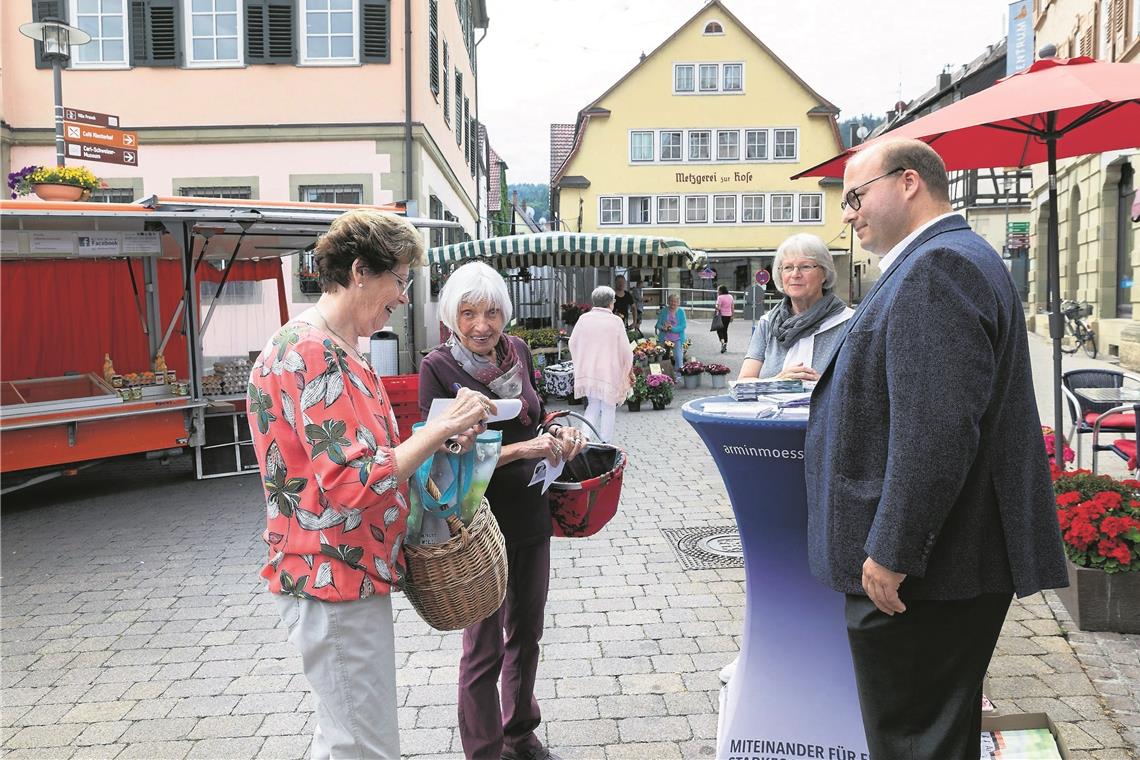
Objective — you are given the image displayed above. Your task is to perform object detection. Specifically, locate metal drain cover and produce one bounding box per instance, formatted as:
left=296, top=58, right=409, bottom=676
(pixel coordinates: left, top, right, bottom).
left=662, top=526, right=744, bottom=570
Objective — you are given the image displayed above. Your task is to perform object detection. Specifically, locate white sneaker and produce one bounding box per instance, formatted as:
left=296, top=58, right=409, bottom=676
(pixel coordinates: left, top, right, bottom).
left=719, top=657, right=737, bottom=684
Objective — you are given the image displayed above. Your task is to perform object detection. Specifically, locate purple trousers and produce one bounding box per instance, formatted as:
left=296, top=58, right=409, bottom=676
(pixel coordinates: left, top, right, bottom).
left=458, top=537, right=551, bottom=760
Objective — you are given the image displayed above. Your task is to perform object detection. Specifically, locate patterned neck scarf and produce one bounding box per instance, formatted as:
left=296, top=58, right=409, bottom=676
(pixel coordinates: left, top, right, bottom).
left=448, top=334, right=532, bottom=426
left=769, top=292, right=847, bottom=348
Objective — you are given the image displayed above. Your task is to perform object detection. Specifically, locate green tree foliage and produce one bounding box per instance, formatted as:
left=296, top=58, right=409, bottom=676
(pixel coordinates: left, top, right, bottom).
left=508, top=183, right=550, bottom=222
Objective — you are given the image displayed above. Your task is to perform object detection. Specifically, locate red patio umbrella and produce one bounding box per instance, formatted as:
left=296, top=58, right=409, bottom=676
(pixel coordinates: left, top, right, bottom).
left=793, top=56, right=1140, bottom=467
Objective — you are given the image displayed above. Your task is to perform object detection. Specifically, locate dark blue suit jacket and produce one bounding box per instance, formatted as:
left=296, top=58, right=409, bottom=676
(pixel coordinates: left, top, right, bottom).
left=805, top=215, right=1068, bottom=599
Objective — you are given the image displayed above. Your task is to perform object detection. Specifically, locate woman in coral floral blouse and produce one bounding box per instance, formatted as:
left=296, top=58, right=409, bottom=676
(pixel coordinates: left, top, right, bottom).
left=248, top=210, right=493, bottom=760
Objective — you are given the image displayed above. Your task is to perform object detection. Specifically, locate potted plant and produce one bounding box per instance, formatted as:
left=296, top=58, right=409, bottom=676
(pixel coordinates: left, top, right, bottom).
left=705, top=362, right=731, bottom=389
left=645, top=373, right=675, bottom=410
left=1051, top=455, right=1140, bottom=633
left=626, top=370, right=649, bottom=412
left=560, top=302, right=591, bottom=327
left=8, top=165, right=102, bottom=202
left=679, top=361, right=705, bottom=389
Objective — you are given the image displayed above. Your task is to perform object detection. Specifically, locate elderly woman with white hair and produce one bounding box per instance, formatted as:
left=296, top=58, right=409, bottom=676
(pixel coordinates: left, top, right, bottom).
left=738, top=233, right=854, bottom=382
left=568, top=285, right=634, bottom=443
left=418, top=261, right=584, bottom=760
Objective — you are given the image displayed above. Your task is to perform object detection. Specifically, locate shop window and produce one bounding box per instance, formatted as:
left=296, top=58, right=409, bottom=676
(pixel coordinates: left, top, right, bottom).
left=674, top=64, right=695, bottom=93
left=599, top=197, right=623, bottom=225
left=746, top=129, right=767, bottom=160
left=717, top=130, right=739, bottom=161
left=799, top=193, right=823, bottom=222
left=685, top=196, right=708, bottom=224
left=689, top=130, right=711, bottom=161
left=771, top=193, right=794, bottom=222
left=187, top=0, right=240, bottom=65
left=70, top=0, right=130, bottom=66
left=630, top=131, right=654, bottom=162
left=629, top=196, right=651, bottom=225
left=699, top=63, right=718, bottom=91
left=714, top=195, right=736, bottom=223
left=429, top=195, right=445, bottom=249
left=301, top=0, right=357, bottom=63
left=723, top=63, right=743, bottom=91
left=300, top=184, right=363, bottom=203
left=179, top=185, right=253, bottom=199
left=742, top=194, right=764, bottom=222
left=657, top=196, right=680, bottom=224
left=245, top=0, right=296, bottom=64
left=774, top=129, right=798, bottom=160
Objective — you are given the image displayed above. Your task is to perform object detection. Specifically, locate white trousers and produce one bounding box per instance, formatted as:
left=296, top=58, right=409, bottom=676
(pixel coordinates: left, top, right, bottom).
left=583, top=396, right=616, bottom=442
left=275, top=593, right=399, bottom=760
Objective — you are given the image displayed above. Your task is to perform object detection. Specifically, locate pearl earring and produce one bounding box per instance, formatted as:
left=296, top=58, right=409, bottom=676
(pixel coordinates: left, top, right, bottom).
left=358, top=282, right=364, bottom=288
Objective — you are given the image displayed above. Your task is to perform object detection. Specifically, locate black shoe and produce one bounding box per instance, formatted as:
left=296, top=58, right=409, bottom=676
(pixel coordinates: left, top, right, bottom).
left=720, top=344, right=727, bottom=353
left=502, top=745, right=562, bottom=760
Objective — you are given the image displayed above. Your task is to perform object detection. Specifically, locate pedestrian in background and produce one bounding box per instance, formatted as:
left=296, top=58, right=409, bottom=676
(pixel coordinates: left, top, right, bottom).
left=569, top=285, right=634, bottom=442
left=419, top=261, right=585, bottom=760
left=247, top=210, right=492, bottom=760
left=714, top=285, right=734, bottom=353
left=612, top=275, right=635, bottom=328
left=805, top=139, right=1067, bottom=759
left=655, top=292, right=687, bottom=373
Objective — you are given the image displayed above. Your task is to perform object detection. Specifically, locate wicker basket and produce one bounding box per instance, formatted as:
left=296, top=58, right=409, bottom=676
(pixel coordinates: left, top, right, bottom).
left=403, top=497, right=507, bottom=631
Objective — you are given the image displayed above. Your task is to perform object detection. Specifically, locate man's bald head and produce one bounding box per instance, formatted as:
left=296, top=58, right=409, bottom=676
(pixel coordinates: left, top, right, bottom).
left=850, top=139, right=951, bottom=205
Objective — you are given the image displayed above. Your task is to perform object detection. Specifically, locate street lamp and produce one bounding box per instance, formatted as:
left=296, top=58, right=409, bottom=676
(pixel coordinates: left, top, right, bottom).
left=18, top=18, right=91, bottom=167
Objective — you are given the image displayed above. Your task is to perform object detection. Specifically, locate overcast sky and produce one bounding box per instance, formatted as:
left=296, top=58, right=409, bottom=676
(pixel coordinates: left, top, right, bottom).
left=477, top=0, right=1011, bottom=183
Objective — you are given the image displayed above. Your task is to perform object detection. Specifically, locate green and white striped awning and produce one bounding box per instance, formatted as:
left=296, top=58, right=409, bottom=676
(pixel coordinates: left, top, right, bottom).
left=427, top=233, right=704, bottom=270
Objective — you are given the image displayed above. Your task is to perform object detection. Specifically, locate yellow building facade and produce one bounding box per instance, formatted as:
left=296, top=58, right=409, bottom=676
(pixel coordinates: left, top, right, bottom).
left=550, top=1, right=846, bottom=309
left=1028, top=0, right=1139, bottom=365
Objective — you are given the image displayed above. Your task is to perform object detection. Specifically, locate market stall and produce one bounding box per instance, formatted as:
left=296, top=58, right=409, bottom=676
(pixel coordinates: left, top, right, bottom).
left=0, top=196, right=450, bottom=489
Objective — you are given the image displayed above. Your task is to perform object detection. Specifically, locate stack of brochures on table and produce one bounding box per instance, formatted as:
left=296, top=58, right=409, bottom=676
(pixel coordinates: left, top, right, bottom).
left=730, top=378, right=804, bottom=401
left=979, top=728, right=1063, bottom=760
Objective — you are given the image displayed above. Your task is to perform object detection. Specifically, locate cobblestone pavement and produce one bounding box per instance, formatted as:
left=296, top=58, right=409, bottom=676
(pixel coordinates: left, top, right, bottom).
left=1, top=315, right=1136, bottom=759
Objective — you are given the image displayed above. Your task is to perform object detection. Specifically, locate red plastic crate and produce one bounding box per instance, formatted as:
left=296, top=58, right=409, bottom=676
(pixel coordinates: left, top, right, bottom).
left=381, top=374, right=419, bottom=404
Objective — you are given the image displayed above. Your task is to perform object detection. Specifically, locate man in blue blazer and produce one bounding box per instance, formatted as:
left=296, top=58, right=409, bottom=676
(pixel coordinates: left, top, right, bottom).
left=805, top=139, right=1068, bottom=759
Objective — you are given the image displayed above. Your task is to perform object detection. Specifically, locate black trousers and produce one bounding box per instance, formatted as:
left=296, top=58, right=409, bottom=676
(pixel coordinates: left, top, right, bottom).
left=716, top=315, right=731, bottom=344
left=844, top=592, right=1012, bottom=760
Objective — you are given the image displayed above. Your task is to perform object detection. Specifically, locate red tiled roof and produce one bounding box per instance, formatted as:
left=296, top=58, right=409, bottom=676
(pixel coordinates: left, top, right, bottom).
left=550, top=123, right=576, bottom=181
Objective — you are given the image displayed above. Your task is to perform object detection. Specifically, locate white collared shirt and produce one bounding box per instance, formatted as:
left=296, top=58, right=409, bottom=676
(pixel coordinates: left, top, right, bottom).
left=877, top=211, right=959, bottom=274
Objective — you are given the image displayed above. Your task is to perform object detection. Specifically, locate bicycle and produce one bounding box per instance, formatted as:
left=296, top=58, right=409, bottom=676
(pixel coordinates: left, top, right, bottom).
left=1060, top=299, right=1098, bottom=359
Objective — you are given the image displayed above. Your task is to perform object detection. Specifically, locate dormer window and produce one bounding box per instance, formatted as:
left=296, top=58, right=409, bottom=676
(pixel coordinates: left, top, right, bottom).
left=703, top=21, right=724, bottom=35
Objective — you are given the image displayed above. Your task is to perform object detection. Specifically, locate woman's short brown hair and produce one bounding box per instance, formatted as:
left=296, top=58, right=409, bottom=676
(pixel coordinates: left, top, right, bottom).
left=314, top=209, right=426, bottom=291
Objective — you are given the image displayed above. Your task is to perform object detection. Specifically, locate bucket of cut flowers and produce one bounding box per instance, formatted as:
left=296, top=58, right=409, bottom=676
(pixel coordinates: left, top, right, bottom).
left=678, top=361, right=704, bottom=389
left=704, top=362, right=730, bottom=389
left=1051, top=465, right=1140, bottom=633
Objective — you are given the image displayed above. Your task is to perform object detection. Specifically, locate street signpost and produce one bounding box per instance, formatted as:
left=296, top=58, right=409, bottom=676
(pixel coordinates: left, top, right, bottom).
left=755, top=269, right=770, bottom=286
left=64, top=142, right=138, bottom=166
left=61, top=106, right=138, bottom=165
left=62, top=107, right=119, bottom=128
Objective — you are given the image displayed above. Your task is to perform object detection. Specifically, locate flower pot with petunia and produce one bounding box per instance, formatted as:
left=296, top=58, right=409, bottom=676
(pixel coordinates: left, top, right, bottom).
left=8, top=165, right=103, bottom=201
left=1051, top=467, right=1140, bottom=633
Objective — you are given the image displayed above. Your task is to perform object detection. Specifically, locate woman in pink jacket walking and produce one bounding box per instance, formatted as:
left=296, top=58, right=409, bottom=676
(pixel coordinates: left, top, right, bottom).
left=715, top=285, right=735, bottom=353
left=568, top=286, right=634, bottom=442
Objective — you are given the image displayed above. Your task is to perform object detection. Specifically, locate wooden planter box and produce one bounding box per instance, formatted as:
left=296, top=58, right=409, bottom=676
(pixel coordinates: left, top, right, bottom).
left=1055, top=559, right=1140, bottom=634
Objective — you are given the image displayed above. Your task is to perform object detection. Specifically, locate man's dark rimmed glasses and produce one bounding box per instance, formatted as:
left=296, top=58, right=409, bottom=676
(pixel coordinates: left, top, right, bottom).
left=840, top=167, right=906, bottom=211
